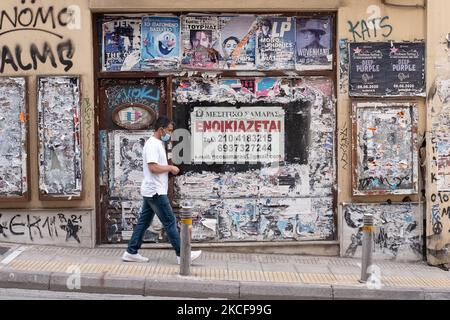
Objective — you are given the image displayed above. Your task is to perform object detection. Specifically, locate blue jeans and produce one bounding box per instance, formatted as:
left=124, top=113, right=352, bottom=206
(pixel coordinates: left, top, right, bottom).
left=127, top=194, right=180, bottom=256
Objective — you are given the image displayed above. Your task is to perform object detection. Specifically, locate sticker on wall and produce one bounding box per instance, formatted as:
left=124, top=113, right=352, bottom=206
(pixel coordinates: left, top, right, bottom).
left=112, top=103, right=157, bottom=129
left=141, top=16, right=181, bottom=70
left=352, top=101, right=418, bottom=195
left=0, top=77, right=28, bottom=200
left=295, top=16, right=333, bottom=71
left=37, top=76, right=82, bottom=199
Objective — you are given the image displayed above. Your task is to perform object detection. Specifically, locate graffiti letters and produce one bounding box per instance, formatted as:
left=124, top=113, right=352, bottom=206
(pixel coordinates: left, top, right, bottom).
left=339, top=122, right=349, bottom=170
left=359, top=175, right=410, bottom=190
left=83, top=98, right=93, bottom=157
left=347, top=16, right=393, bottom=42
left=0, top=2, right=76, bottom=73
left=1, top=40, right=74, bottom=73
left=0, top=212, right=83, bottom=243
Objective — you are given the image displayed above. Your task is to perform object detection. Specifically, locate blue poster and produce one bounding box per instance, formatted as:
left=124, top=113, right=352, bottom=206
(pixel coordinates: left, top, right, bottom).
left=141, top=16, right=180, bottom=70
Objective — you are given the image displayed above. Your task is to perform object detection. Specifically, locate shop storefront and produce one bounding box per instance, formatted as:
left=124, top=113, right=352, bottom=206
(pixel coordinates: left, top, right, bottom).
left=1, top=0, right=449, bottom=267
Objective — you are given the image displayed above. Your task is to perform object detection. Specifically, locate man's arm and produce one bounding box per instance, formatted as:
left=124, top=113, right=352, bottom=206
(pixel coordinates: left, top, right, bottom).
left=148, top=163, right=179, bottom=175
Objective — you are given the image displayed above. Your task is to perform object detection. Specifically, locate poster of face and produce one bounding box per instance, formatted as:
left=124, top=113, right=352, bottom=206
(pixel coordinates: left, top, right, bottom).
left=219, top=15, right=257, bottom=70
left=295, top=16, right=332, bottom=70
left=256, top=16, right=296, bottom=70
left=181, top=16, right=220, bottom=69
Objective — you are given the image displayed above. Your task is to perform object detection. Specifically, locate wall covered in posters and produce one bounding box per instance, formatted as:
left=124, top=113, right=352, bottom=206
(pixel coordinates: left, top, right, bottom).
left=341, top=203, right=423, bottom=262
left=0, top=77, right=28, bottom=200
left=352, top=101, right=418, bottom=195
left=99, top=14, right=334, bottom=72
left=172, top=76, right=335, bottom=242
left=99, top=78, right=167, bottom=244
left=37, top=76, right=82, bottom=199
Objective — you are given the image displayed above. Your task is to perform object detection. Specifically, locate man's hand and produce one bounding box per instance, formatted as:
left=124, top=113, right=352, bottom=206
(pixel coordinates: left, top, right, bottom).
left=169, top=165, right=180, bottom=175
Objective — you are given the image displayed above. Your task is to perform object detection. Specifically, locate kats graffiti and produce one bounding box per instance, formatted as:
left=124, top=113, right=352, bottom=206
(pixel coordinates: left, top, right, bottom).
left=0, top=1, right=78, bottom=73
left=0, top=211, right=88, bottom=243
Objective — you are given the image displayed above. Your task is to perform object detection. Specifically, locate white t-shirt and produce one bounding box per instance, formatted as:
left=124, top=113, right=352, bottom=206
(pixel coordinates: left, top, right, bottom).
left=140, top=136, right=168, bottom=197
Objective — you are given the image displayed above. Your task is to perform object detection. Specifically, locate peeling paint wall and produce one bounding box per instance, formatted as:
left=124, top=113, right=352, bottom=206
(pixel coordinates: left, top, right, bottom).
left=173, top=76, right=336, bottom=242
left=0, top=77, right=28, bottom=199
left=341, top=203, right=423, bottom=262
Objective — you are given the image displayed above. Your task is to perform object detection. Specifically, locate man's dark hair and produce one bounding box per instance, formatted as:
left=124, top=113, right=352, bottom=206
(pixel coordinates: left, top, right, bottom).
left=154, top=116, right=173, bottom=130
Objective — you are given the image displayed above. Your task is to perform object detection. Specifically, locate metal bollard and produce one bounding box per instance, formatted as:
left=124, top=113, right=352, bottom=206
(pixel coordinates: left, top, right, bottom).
left=179, top=205, right=192, bottom=276
left=360, top=213, right=374, bottom=282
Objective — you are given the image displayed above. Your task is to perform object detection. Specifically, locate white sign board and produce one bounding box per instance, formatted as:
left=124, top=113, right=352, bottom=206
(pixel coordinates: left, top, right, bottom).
left=191, top=107, right=285, bottom=163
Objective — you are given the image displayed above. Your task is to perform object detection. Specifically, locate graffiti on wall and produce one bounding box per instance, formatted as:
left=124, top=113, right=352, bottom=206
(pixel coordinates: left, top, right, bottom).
left=37, top=76, right=82, bottom=198
left=173, top=76, right=336, bottom=242
left=0, top=1, right=77, bottom=73
left=339, top=121, right=349, bottom=170
left=0, top=209, right=91, bottom=246
left=341, top=203, right=423, bottom=261
left=0, top=77, right=28, bottom=199
left=347, top=14, right=393, bottom=42
left=427, top=76, right=450, bottom=264
left=352, top=101, right=418, bottom=195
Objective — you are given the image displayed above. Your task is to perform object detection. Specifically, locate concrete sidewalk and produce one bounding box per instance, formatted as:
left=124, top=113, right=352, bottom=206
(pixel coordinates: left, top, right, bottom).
left=0, top=243, right=449, bottom=300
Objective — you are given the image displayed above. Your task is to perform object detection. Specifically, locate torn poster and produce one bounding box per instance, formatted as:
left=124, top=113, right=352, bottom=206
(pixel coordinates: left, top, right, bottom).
left=109, top=131, right=152, bottom=199
left=341, top=202, right=423, bottom=262
left=37, top=77, right=82, bottom=198
left=0, top=77, right=28, bottom=199
left=102, top=18, right=142, bottom=71
left=141, top=16, right=180, bottom=70
left=181, top=15, right=220, bottom=69
left=353, top=101, right=418, bottom=195
left=219, top=15, right=257, bottom=70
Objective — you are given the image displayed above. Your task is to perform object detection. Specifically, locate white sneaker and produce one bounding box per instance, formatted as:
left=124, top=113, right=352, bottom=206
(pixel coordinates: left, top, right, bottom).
left=177, top=250, right=202, bottom=265
left=122, top=251, right=149, bottom=263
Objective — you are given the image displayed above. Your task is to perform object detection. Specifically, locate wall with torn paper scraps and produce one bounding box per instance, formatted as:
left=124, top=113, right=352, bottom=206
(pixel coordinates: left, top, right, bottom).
left=173, top=77, right=336, bottom=243
left=341, top=203, right=423, bottom=262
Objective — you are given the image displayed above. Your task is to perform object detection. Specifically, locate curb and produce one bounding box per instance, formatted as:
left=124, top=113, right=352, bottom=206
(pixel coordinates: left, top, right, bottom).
left=1, top=268, right=450, bottom=299
left=145, top=277, right=240, bottom=299
left=240, top=282, right=332, bottom=300
left=332, top=285, right=425, bottom=300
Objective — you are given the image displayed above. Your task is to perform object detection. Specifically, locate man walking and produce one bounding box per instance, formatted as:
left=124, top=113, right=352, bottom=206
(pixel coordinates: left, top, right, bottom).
left=122, top=116, right=202, bottom=264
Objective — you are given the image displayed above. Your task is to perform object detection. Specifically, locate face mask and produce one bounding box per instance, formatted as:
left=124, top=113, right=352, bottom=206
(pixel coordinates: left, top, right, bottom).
left=161, top=132, right=171, bottom=142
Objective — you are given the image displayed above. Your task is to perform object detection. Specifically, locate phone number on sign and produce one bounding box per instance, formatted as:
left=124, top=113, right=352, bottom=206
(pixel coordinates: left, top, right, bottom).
left=217, top=144, right=273, bottom=152
left=217, top=134, right=273, bottom=143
